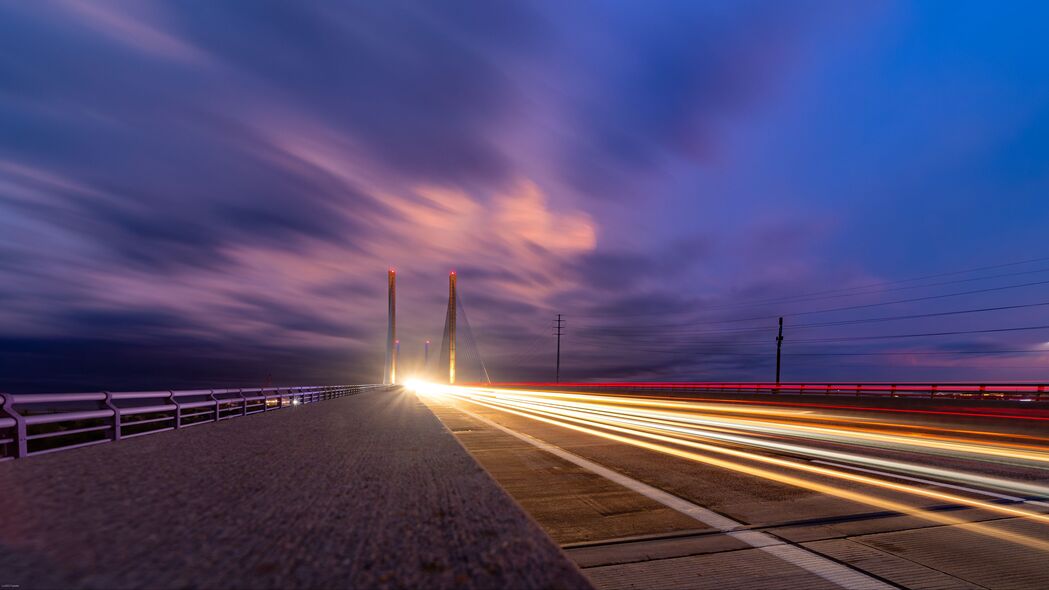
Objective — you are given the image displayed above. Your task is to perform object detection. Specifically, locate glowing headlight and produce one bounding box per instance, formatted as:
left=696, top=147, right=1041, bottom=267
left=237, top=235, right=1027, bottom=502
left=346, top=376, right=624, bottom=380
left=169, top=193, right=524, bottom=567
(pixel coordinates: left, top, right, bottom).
left=404, top=379, right=442, bottom=396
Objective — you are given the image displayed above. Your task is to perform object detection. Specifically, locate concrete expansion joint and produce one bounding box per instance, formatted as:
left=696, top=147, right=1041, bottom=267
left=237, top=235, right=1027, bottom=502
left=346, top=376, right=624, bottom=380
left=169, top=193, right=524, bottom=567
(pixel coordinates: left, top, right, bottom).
left=846, top=537, right=992, bottom=590
left=454, top=403, right=896, bottom=590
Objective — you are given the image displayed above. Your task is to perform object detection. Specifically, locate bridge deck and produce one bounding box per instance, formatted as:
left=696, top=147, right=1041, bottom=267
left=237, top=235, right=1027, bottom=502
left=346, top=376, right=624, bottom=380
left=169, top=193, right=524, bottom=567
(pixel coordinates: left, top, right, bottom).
left=0, top=388, right=590, bottom=589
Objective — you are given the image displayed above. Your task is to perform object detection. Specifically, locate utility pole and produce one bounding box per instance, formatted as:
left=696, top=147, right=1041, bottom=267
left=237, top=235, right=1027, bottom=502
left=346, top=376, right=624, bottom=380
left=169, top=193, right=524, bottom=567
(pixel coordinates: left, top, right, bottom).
left=775, top=316, right=784, bottom=386
left=424, top=339, right=430, bottom=368
left=554, top=314, right=565, bottom=383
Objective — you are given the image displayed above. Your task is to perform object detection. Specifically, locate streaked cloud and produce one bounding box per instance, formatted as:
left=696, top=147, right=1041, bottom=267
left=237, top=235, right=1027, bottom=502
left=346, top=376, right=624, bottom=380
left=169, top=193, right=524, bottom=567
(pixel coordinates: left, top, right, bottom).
left=1, top=2, right=1047, bottom=390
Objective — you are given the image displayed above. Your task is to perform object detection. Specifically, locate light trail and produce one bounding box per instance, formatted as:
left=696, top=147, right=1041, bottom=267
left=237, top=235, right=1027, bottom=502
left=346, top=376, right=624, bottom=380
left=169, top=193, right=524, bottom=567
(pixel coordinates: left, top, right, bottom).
left=481, top=396, right=1049, bottom=498
left=500, top=396, right=1049, bottom=476
left=410, top=382, right=1049, bottom=553
left=631, top=397, right=1049, bottom=445
left=459, top=389, right=1049, bottom=472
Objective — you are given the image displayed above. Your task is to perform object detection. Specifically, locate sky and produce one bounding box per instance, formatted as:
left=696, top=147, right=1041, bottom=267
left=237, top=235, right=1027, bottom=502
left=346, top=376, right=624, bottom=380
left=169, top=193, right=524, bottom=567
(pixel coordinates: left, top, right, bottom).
left=1, top=1, right=1049, bottom=392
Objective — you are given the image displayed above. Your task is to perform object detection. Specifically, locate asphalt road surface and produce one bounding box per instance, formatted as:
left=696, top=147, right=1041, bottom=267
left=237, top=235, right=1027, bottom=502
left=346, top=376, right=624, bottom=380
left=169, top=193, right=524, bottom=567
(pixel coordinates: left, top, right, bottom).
left=0, top=388, right=591, bottom=590
left=417, top=383, right=1049, bottom=590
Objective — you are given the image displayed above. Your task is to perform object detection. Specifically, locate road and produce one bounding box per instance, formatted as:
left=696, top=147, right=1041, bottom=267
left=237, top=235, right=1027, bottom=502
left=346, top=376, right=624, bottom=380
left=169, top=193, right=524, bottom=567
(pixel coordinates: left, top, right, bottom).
left=0, top=388, right=590, bottom=590
left=416, top=383, right=1049, bottom=590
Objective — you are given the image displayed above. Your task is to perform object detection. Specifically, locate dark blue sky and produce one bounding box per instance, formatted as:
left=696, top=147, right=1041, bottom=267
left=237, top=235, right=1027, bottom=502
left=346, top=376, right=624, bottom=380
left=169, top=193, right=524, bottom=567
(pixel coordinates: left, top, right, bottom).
left=1, top=1, right=1048, bottom=391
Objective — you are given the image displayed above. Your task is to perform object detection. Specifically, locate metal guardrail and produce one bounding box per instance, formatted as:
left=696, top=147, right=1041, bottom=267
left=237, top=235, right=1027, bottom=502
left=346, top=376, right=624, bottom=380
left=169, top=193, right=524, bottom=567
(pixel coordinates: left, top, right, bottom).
left=487, top=381, right=1049, bottom=401
left=0, top=384, right=391, bottom=461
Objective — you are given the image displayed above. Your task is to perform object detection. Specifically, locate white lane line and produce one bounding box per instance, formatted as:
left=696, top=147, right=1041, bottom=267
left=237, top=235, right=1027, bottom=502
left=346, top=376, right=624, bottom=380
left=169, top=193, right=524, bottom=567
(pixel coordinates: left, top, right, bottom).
left=812, top=460, right=1049, bottom=509
left=455, top=404, right=895, bottom=590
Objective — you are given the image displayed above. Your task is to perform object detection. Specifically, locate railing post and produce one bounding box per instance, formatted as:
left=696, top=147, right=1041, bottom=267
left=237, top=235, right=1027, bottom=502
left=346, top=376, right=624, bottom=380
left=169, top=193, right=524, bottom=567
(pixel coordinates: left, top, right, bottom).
left=979, top=384, right=986, bottom=399
left=103, top=391, right=121, bottom=442
left=1038, top=385, right=1045, bottom=401
left=239, top=389, right=248, bottom=417
left=930, top=384, right=938, bottom=399
left=890, top=384, right=897, bottom=398
left=209, top=390, right=219, bottom=421
left=169, top=391, right=182, bottom=429
left=1, top=394, right=27, bottom=459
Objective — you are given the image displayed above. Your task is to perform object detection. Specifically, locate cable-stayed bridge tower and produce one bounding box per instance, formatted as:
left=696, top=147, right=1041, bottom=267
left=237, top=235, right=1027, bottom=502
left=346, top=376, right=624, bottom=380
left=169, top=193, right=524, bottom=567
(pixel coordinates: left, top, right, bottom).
left=384, top=268, right=396, bottom=384
left=384, top=268, right=485, bottom=385
left=447, top=271, right=457, bottom=384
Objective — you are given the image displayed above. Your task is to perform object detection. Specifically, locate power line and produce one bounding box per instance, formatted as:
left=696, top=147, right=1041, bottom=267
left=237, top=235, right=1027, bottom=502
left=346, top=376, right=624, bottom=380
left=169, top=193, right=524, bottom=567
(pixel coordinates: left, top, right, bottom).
left=790, top=324, right=1049, bottom=344
left=676, top=278, right=1049, bottom=327
left=582, top=325, right=1049, bottom=348
left=790, top=300, right=1049, bottom=329
left=582, top=299, right=1049, bottom=337
left=574, top=321, right=1049, bottom=349
left=785, top=349, right=1049, bottom=357
left=700, top=258, right=1049, bottom=310
left=578, top=343, right=1049, bottom=357
left=567, top=255, right=1049, bottom=319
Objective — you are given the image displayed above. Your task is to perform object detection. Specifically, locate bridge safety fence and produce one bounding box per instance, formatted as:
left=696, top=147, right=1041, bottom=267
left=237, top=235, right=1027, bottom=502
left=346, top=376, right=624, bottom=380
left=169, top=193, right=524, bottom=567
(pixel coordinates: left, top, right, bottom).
left=0, top=384, right=393, bottom=461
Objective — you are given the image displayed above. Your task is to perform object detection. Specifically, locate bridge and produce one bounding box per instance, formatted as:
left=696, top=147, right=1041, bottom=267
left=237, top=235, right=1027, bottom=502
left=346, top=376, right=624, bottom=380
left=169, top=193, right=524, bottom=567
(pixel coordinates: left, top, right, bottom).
left=2, top=272, right=1049, bottom=589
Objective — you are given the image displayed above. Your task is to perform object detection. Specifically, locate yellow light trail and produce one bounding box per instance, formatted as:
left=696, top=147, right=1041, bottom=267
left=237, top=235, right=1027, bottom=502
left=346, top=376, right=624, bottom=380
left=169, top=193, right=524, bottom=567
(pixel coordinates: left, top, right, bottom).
left=474, top=388, right=1049, bottom=469
left=617, top=396, right=1049, bottom=450
left=410, top=382, right=1049, bottom=553
left=511, top=395, right=1049, bottom=471
left=476, top=395, right=1049, bottom=497
left=466, top=388, right=1049, bottom=448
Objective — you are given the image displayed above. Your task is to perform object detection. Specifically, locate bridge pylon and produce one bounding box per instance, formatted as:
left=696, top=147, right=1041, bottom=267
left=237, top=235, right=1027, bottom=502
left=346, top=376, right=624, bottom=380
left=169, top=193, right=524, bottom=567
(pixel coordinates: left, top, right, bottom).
left=384, top=268, right=396, bottom=384
left=447, top=271, right=457, bottom=384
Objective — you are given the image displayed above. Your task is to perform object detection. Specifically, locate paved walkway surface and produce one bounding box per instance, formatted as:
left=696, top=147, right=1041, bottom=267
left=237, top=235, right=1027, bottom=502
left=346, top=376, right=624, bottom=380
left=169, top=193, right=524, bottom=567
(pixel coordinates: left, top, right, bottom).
left=0, top=388, right=591, bottom=589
